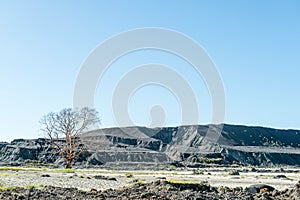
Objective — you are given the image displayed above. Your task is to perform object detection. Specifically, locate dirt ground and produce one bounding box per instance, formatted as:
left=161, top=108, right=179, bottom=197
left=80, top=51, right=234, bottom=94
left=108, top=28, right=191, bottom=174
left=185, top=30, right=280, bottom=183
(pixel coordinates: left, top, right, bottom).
left=0, top=166, right=299, bottom=191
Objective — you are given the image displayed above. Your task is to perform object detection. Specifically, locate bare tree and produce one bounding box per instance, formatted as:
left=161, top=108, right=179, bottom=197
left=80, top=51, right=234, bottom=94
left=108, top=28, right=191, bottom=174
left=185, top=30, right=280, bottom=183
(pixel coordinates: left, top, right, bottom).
left=40, top=107, right=100, bottom=168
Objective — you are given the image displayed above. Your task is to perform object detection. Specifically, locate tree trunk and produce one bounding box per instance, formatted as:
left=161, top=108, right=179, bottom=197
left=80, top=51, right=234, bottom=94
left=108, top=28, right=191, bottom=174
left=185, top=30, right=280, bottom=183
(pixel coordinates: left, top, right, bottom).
left=66, top=161, right=72, bottom=169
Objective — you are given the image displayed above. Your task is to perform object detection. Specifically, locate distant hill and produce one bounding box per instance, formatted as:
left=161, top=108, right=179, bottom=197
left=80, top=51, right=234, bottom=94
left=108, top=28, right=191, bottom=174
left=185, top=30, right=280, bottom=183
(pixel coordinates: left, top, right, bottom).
left=1, top=124, right=300, bottom=168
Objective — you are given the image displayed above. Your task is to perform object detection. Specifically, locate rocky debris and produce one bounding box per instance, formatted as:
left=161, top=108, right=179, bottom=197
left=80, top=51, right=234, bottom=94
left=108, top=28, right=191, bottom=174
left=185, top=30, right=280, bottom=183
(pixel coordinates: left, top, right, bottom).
left=0, top=180, right=300, bottom=200
left=228, top=170, right=240, bottom=175
left=93, top=175, right=117, bottom=181
left=0, top=186, right=105, bottom=200
left=0, top=124, right=300, bottom=168
left=41, top=174, right=51, bottom=177
left=246, top=184, right=275, bottom=194
left=274, top=174, right=289, bottom=179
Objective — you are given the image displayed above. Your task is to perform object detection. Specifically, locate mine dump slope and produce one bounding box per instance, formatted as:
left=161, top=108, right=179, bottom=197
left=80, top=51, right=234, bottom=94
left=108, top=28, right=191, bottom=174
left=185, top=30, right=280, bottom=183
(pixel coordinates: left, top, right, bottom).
left=0, top=124, right=300, bottom=168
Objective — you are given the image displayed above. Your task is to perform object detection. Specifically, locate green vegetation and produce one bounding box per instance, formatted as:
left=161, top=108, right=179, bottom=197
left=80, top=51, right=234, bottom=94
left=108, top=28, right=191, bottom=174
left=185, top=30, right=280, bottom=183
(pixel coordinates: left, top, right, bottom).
left=52, top=168, right=76, bottom=173
left=0, top=182, right=17, bottom=191
left=166, top=179, right=209, bottom=191
left=0, top=173, right=18, bottom=177
left=41, top=167, right=48, bottom=171
left=0, top=185, right=16, bottom=191
left=166, top=179, right=199, bottom=185
left=0, top=166, right=79, bottom=173
left=25, top=160, right=53, bottom=168
left=168, top=165, right=177, bottom=169
left=125, top=172, right=133, bottom=178
left=79, top=174, right=85, bottom=178
left=0, top=166, right=22, bottom=171
left=0, top=183, right=4, bottom=190
left=218, top=185, right=232, bottom=192
left=132, top=179, right=146, bottom=185
left=26, top=184, right=43, bottom=189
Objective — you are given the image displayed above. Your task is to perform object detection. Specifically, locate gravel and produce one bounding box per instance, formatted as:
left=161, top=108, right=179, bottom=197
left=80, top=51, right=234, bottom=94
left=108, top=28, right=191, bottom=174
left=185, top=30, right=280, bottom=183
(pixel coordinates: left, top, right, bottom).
left=0, top=180, right=300, bottom=200
left=0, top=171, right=129, bottom=191
left=0, top=169, right=300, bottom=199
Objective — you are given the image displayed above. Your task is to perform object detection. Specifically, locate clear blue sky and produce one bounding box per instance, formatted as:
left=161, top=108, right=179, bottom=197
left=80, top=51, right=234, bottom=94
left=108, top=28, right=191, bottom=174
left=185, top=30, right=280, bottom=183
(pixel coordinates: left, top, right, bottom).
left=0, top=1, right=299, bottom=142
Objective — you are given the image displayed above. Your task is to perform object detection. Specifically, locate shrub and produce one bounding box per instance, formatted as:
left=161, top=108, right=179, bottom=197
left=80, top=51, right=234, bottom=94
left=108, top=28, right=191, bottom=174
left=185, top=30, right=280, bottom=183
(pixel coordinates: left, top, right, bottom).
left=125, top=172, right=133, bottom=178
left=79, top=175, right=85, bottom=178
